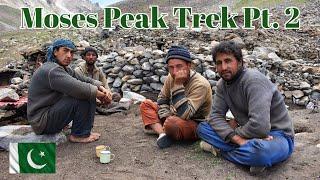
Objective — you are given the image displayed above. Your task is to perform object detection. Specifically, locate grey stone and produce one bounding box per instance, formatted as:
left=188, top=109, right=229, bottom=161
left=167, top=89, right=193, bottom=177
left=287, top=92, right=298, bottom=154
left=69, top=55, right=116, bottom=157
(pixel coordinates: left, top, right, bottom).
left=113, top=77, right=122, bottom=88
left=121, top=75, right=132, bottom=82
left=133, top=70, right=144, bottom=78
left=284, top=91, right=293, bottom=99
left=292, top=90, right=304, bottom=99
left=155, top=69, right=168, bottom=76
left=102, top=63, right=113, bottom=70
left=143, top=52, right=152, bottom=59
left=11, top=77, right=23, bottom=85
left=153, top=63, right=165, bottom=69
left=313, top=83, right=320, bottom=91
left=124, top=52, right=134, bottom=60
left=303, top=89, right=312, bottom=96
left=268, top=52, right=282, bottom=62
left=150, top=83, right=163, bottom=91
left=153, top=58, right=165, bottom=64
left=300, top=82, right=311, bottom=90
left=121, top=83, right=130, bottom=92
left=129, top=58, right=140, bottom=65
left=141, top=84, right=153, bottom=91
left=310, top=91, right=320, bottom=101
left=231, top=37, right=245, bottom=48
left=107, top=77, right=114, bottom=83
left=152, top=50, right=165, bottom=58
left=132, top=85, right=141, bottom=92
left=122, top=65, right=135, bottom=74
left=295, top=96, right=309, bottom=106
left=127, top=78, right=143, bottom=85
left=0, top=125, right=67, bottom=151
left=150, top=75, right=160, bottom=83
left=252, top=47, right=274, bottom=60
left=0, top=88, right=19, bottom=102
left=79, top=40, right=90, bottom=47
left=142, top=62, right=151, bottom=71
left=112, top=66, right=122, bottom=74
left=205, top=69, right=216, bottom=79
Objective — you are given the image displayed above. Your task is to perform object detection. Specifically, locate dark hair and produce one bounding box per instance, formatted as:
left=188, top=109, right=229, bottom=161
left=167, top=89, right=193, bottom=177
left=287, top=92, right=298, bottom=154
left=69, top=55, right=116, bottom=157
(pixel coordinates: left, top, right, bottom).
left=211, top=41, right=243, bottom=63
left=81, top=47, right=98, bottom=58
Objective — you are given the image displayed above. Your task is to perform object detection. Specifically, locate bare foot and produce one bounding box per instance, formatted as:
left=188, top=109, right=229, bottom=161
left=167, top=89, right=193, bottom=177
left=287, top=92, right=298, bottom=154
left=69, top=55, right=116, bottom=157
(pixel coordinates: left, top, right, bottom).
left=91, top=132, right=101, bottom=138
left=69, top=134, right=99, bottom=143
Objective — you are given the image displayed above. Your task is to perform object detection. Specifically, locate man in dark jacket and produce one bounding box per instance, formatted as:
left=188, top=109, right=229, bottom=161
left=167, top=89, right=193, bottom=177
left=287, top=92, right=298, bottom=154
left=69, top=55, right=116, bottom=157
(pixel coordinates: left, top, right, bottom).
left=27, top=39, right=112, bottom=143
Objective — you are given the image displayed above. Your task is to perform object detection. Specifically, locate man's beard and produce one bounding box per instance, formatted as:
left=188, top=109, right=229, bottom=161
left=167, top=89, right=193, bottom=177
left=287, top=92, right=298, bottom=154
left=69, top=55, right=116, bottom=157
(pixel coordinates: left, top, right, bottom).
left=86, top=61, right=95, bottom=65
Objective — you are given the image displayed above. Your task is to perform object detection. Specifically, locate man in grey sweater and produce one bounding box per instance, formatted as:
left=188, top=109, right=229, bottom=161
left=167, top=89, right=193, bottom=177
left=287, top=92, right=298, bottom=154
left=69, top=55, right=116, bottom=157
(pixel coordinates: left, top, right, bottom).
left=27, top=39, right=112, bottom=143
left=197, top=41, right=294, bottom=173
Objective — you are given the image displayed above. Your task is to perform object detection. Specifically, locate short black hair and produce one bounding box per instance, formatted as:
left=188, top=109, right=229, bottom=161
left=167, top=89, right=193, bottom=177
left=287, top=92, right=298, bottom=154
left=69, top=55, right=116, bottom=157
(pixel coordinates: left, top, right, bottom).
left=81, top=47, right=98, bottom=58
left=211, top=41, right=243, bottom=63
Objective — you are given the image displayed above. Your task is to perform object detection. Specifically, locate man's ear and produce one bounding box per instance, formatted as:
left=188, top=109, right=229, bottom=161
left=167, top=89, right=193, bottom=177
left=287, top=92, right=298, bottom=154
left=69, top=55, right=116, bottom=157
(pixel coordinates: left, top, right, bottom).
left=53, top=48, right=58, bottom=56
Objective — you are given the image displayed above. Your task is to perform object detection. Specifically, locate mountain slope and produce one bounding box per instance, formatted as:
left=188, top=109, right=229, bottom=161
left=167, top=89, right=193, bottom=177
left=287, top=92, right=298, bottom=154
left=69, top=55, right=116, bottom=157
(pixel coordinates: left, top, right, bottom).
left=0, top=0, right=100, bottom=32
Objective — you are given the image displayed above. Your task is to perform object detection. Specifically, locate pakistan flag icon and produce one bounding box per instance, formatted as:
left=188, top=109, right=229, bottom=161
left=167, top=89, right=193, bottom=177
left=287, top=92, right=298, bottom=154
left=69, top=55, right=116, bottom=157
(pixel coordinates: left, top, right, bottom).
left=9, top=143, right=56, bottom=173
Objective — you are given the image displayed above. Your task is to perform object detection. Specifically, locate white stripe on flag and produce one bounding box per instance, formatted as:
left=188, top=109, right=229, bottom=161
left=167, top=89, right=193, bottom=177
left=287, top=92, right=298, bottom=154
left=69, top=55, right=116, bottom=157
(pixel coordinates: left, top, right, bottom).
left=9, top=143, right=20, bottom=174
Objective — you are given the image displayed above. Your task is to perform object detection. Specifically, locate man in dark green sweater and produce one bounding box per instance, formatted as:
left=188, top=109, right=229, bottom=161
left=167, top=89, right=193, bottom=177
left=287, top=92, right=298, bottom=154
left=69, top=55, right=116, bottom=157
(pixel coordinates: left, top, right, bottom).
left=27, top=39, right=112, bottom=143
left=197, top=41, right=294, bottom=173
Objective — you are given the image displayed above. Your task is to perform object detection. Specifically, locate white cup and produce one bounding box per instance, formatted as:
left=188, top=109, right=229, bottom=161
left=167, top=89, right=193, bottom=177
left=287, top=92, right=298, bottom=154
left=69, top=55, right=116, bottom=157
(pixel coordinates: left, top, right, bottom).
left=100, top=150, right=115, bottom=164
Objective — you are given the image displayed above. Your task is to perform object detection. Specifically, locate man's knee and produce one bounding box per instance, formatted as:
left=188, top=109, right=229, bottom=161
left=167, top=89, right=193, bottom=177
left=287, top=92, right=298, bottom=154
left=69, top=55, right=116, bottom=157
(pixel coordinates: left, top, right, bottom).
left=163, top=116, right=179, bottom=131
left=197, top=122, right=212, bottom=136
left=140, top=99, right=155, bottom=111
left=246, top=140, right=273, bottom=166
left=163, top=116, right=181, bottom=139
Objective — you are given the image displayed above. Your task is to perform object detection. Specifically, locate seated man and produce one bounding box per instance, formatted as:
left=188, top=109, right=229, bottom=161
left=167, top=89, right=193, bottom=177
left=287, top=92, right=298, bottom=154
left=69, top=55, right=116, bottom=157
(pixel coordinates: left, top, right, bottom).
left=140, top=46, right=212, bottom=148
left=74, top=47, right=121, bottom=111
left=27, top=39, right=112, bottom=143
left=197, top=41, right=294, bottom=173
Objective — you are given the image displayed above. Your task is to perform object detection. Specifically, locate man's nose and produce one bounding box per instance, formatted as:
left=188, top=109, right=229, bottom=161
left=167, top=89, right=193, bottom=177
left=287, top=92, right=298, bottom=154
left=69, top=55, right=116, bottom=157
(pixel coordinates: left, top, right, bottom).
left=172, top=68, right=179, bottom=75
left=221, top=62, right=228, bottom=70
left=66, top=51, right=72, bottom=58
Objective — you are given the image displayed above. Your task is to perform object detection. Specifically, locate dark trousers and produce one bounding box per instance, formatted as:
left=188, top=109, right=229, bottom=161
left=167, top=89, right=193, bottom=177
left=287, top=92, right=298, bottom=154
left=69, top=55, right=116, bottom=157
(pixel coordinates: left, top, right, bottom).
left=43, top=96, right=96, bottom=137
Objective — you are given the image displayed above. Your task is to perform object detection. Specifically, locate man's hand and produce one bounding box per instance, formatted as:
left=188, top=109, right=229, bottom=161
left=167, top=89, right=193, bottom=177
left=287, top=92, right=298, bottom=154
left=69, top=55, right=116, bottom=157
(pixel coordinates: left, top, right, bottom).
left=263, top=135, right=273, bottom=141
left=174, top=69, right=189, bottom=85
left=231, top=134, right=273, bottom=146
left=231, top=135, right=248, bottom=146
left=96, top=86, right=112, bottom=105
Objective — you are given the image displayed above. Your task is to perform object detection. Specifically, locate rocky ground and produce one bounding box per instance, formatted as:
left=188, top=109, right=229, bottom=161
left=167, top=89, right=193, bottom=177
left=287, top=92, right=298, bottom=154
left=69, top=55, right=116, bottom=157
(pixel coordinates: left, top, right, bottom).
left=0, top=104, right=319, bottom=179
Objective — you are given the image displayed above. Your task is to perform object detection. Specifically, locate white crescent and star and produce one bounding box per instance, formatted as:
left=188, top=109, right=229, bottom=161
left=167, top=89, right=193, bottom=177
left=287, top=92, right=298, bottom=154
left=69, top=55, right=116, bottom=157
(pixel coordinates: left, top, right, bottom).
left=27, top=149, right=47, bottom=169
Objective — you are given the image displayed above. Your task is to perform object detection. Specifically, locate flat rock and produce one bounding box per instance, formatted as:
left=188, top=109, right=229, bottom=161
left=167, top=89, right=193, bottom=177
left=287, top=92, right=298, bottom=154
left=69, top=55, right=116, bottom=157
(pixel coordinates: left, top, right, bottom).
left=142, top=62, right=151, bottom=71
left=0, top=88, right=19, bottom=102
left=292, top=90, right=304, bottom=99
left=0, top=125, right=67, bottom=151
left=112, top=77, right=122, bottom=88
left=127, top=79, right=143, bottom=85
left=150, top=83, right=163, bottom=91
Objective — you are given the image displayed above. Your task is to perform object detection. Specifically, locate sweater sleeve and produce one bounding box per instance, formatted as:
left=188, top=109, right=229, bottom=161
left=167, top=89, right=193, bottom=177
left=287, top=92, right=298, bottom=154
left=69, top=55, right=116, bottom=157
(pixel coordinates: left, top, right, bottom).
left=234, top=80, right=273, bottom=138
left=171, top=83, right=209, bottom=120
left=157, top=76, right=172, bottom=119
left=48, top=66, right=98, bottom=101
left=208, top=81, right=235, bottom=142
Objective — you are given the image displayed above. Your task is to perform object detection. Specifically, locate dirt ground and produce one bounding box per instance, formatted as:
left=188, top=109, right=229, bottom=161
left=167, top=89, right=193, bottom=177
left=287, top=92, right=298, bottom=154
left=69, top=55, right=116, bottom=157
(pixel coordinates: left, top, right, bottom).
left=0, top=104, right=319, bottom=180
